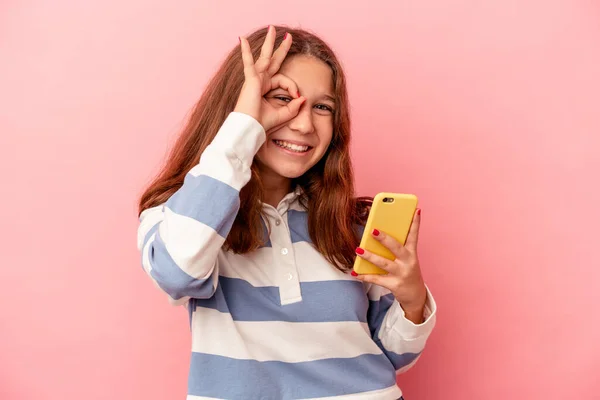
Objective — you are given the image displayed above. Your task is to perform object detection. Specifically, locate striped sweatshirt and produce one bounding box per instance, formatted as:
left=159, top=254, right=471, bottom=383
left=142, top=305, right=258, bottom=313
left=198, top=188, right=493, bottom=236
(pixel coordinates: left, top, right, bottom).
left=137, top=112, right=437, bottom=400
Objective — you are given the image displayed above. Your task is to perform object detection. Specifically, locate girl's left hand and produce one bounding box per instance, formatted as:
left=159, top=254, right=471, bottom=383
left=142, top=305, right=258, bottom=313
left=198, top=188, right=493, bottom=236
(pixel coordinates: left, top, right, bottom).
left=353, top=209, right=428, bottom=323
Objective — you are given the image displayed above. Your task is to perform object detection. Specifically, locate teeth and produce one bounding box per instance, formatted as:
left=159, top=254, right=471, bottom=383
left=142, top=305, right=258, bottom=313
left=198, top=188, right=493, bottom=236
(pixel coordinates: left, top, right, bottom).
left=274, top=140, right=309, bottom=153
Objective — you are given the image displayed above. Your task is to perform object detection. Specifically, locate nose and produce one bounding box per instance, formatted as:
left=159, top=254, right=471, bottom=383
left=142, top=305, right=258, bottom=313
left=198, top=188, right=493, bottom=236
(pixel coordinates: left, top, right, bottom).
left=288, top=104, right=315, bottom=135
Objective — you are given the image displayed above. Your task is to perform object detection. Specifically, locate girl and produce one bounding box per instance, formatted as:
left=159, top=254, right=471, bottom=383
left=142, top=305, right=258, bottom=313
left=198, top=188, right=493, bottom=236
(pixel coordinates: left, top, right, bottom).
left=137, top=25, right=437, bottom=400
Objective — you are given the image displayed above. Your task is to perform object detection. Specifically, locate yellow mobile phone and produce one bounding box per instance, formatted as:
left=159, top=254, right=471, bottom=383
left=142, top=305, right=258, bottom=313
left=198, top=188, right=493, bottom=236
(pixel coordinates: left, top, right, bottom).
left=353, top=193, right=419, bottom=275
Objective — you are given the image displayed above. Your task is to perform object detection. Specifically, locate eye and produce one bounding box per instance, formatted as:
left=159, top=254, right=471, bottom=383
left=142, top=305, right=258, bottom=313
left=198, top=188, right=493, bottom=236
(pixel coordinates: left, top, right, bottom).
left=315, top=104, right=334, bottom=113
left=274, top=96, right=292, bottom=103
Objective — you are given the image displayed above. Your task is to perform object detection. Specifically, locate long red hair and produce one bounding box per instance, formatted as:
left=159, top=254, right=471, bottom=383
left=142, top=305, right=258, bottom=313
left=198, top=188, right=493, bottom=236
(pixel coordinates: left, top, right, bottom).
left=138, top=26, right=371, bottom=272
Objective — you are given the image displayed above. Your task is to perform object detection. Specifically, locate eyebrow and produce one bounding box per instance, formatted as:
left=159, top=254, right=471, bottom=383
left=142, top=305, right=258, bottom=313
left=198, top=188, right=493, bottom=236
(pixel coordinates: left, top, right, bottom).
left=323, top=94, right=336, bottom=103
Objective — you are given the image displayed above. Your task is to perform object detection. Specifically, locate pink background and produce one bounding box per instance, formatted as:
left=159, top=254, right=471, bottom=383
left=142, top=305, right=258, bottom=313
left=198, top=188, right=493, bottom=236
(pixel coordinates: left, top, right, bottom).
left=2, top=1, right=599, bottom=399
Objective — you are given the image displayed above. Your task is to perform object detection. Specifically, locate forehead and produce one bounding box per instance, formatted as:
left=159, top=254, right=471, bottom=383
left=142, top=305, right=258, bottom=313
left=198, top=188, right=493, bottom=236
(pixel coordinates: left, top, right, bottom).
left=279, top=55, right=333, bottom=95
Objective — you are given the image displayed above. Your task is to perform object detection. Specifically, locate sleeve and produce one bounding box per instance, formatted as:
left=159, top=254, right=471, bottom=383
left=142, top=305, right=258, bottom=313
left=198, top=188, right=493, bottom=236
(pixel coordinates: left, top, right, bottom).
left=136, top=112, right=266, bottom=306
left=366, top=283, right=437, bottom=373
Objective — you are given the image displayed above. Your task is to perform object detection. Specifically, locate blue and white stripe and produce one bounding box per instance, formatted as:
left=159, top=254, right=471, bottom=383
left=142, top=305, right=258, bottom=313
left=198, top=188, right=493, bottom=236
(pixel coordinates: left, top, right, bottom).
left=137, top=112, right=437, bottom=399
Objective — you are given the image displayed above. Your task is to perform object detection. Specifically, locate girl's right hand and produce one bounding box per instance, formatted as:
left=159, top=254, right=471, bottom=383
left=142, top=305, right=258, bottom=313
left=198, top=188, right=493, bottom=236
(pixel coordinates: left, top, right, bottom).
left=234, top=26, right=306, bottom=132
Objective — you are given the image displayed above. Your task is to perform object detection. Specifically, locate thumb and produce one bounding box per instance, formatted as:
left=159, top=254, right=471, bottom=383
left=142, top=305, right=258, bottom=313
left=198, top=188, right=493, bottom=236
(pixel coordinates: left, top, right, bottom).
left=275, top=96, right=305, bottom=125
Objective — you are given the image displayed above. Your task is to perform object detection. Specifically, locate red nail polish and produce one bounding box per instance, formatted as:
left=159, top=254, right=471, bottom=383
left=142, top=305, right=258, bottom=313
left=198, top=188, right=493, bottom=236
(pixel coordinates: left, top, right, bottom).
left=355, top=247, right=364, bottom=255
left=351, top=271, right=358, bottom=277
left=417, top=208, right=421, bottom=215
left=284, top=32, right=289, bottom=40
left=372, top=229, right=380, bottom=236
left=297, top=90, right=300, bottom=98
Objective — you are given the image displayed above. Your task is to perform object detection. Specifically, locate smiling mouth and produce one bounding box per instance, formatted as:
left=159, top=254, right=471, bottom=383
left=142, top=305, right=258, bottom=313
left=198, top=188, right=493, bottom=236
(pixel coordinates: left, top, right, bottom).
left=272, top=140, right=312, bottom=153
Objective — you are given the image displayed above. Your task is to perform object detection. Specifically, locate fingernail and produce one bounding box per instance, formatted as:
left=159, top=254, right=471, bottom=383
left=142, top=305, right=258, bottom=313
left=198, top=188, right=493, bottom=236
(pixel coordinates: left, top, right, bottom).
left=355, top=247, right=364, bottom=255
left=372, top=229, right=380, bottom=236
left=297, top=90, right=300, bottom=98
left=417, top=208, right=421, bottom=215
left=351, top=271, right=358, bottom=277
left=284, top=32, right=289, bottom=40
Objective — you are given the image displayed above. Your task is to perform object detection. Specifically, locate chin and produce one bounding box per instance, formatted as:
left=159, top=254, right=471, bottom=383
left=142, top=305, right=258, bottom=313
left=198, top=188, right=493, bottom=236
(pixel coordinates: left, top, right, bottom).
left=271, top=164, right=309, bottom=179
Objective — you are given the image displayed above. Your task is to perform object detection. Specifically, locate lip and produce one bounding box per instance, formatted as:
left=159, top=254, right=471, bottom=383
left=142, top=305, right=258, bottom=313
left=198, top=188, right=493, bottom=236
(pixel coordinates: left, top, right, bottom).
left=271, top=138, right=313, bottom=147
left=271, top=139, right=313, bottom=157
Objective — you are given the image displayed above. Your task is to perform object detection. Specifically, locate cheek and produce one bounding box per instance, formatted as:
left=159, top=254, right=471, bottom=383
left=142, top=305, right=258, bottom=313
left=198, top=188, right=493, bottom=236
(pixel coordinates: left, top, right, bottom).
left=254, top=143, right=270, bottom=165
left=257, top=131, right=279, bottom=157
left=316, top=124, right=334, bottom=153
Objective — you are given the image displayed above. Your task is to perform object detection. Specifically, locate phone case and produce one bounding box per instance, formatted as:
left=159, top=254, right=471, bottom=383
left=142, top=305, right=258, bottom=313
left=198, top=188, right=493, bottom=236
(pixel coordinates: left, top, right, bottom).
left=353, top=193, right=418, bottom=275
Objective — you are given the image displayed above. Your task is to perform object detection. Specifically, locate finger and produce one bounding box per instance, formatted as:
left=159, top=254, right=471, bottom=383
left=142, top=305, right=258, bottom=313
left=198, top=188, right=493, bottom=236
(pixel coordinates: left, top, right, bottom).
left=371, top=229, right=404, bottom=259
left=270, top=74, right=300, bottom=98
left=254, top=26, right=276, bottom=73
left=274, top=96, right=306, bottom=125
left=259, top=25, right=276, bottom=60
left=239, top=37, right=257, bottom=79
left=268, top=32, right=292, bottom=76
left=354, top=273, right=395, bottom=290
left=405, top=208, right=421, bottom=251
left=355, top=247, right=396, bottom=273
